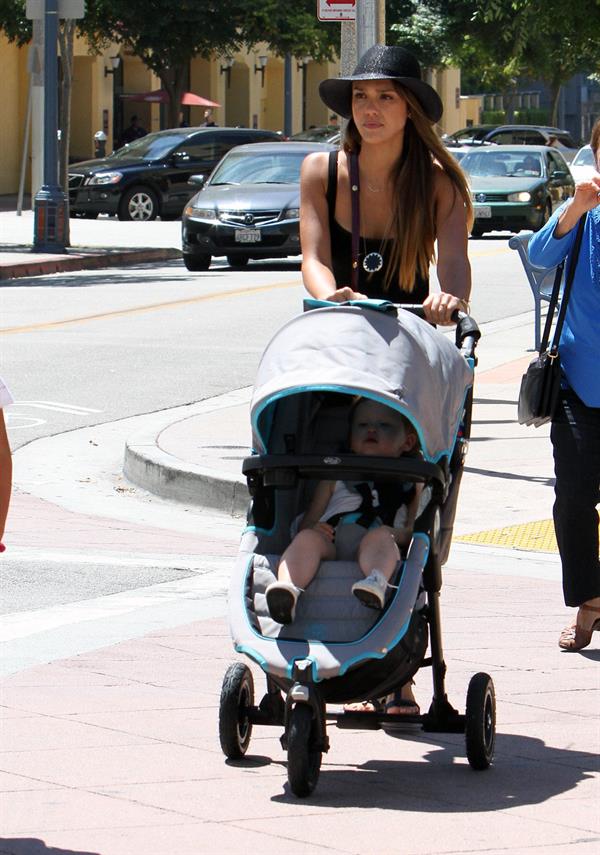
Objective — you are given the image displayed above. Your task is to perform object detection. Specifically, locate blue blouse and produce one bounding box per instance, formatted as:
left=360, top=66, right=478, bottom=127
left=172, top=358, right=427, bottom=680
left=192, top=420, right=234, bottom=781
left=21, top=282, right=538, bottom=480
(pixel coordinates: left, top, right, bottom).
left=528, top=201, right=600, bottom=407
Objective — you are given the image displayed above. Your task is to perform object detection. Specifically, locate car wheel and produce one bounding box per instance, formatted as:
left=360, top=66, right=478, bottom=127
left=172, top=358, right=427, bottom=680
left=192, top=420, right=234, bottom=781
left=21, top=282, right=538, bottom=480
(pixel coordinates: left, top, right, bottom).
left=226, top=255, right=249, bottom=269
left=183, top=253, right=211, bottom=272
left=118, top=186, right=159, bottom=221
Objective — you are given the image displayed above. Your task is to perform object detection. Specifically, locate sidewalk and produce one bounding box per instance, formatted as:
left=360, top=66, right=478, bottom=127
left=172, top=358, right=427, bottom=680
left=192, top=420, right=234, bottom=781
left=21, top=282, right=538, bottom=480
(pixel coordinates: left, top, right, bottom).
left=2, top=249, right=599, bottom=850
left=0, top=206, right=181, bottom=280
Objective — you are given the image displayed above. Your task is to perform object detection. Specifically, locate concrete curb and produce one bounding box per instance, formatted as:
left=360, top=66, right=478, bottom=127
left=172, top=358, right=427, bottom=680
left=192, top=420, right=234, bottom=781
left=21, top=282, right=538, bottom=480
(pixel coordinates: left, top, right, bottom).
left=0, top=246, right=182, bottom=281
left=123, top=415, right=249, bottom=517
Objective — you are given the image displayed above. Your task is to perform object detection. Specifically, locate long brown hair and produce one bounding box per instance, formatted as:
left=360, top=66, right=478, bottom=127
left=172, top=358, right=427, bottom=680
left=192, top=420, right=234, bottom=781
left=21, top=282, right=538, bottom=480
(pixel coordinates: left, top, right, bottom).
left=343, top=83, right=473, bottom=292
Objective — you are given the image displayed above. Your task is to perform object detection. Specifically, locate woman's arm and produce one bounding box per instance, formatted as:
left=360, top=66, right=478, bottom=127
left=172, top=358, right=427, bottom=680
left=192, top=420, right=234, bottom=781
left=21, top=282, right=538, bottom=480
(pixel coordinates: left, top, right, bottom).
left=530, top=178, right=600, bottom=266
left=300, top=152, right=367, bottom=302
left=554, top=177, right=600, bottom=237
left=423, top=168, right=471, bottom=326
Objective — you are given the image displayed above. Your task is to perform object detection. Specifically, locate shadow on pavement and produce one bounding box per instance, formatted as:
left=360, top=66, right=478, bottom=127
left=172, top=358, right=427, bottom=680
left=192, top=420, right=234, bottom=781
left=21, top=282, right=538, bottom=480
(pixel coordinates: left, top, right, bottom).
left=269, top=733, right=598, bottom=809
left=0, top=840, right=100, bottom=855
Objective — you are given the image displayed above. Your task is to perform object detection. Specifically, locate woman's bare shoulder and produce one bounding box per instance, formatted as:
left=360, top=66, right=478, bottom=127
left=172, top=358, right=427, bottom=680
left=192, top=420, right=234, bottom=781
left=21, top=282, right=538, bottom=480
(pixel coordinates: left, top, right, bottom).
left=432, top=161, right=454, bottom=192
left=301, top=150, right=331, bottom=180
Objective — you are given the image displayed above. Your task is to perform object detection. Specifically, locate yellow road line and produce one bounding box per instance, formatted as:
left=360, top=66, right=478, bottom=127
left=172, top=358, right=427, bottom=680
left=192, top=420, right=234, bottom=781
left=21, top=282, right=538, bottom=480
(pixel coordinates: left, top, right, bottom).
left=0, top=279, right=301, bottom=336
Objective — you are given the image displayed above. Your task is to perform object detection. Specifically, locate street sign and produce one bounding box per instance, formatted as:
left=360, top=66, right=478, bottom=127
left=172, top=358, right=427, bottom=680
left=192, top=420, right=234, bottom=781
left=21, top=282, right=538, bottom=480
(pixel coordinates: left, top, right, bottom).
left=26, top=0, right=85, bottom=19
left=317, top=0, right=356, bottom=22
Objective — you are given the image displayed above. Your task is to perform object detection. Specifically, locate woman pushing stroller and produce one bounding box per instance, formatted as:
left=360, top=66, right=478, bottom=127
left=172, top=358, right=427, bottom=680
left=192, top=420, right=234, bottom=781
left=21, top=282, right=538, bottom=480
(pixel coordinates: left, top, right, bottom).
left=287, top=43, right=473, bottom=713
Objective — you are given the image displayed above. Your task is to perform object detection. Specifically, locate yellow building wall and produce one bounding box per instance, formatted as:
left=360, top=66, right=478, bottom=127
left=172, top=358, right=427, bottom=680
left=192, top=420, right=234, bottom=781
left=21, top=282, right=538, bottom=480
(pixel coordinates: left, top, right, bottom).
left=459, top=95, right=483, bottom=129
left=262, top=58, right=284, bottom=133
left=434, top=66, right=462, bottom=136
left=305, top=60, right=338, bottom=129
left=0, top=36, right=27, bottom=195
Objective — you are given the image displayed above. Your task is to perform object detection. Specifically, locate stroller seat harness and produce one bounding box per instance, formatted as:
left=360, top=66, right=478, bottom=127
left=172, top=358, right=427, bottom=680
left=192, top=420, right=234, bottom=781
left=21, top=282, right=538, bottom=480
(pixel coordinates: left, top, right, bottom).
left=325, top=480, right=416, bottom=529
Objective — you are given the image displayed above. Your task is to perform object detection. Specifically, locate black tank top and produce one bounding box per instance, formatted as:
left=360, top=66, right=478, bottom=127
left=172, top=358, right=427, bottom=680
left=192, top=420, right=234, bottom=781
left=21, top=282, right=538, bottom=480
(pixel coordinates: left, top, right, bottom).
left=326, top=150, right=429, bottom=302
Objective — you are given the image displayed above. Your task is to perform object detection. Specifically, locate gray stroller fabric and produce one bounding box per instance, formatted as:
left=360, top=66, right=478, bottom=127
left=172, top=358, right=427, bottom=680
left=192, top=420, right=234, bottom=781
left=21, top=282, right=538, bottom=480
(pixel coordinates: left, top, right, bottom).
left=250, top=306, right=473, bottom=462
left=252, top=554, right=383, bottom=643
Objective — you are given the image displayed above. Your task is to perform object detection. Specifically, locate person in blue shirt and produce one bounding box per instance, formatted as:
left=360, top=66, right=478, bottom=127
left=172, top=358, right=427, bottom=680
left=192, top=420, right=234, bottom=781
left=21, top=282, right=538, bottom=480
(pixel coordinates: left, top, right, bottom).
left=528, top=118, right=600, bottom=651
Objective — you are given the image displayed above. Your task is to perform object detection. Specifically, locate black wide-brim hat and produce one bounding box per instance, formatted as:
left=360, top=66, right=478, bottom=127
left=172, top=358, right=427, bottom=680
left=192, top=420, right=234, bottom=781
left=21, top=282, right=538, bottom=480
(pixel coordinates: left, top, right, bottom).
left=319, top=44, right=443, bottom=124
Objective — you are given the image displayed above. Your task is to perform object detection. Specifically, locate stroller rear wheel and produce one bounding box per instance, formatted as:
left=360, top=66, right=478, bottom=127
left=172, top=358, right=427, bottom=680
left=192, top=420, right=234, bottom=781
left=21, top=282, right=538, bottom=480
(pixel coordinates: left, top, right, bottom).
left=287, top=703, right=322, bottom=797
left=465, top=672, right=496, bottom=770
left=219, top=662, right=254, bottom=759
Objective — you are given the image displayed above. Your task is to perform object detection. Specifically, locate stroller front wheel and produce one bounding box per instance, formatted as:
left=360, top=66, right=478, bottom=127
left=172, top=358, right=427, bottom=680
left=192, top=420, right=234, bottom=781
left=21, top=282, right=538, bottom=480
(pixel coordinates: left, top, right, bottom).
left=219, top=662, right=254, bottom=759
left=287, top=703, right=322, bottom=797
left=465, top=672, right=496, bottom=770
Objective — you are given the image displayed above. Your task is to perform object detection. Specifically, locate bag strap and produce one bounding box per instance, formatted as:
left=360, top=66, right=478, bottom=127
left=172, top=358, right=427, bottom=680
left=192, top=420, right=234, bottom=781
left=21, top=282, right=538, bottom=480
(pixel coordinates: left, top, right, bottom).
left=349, top=152, right=360, bottom=292
left=538, top=214, right=585, bottom=354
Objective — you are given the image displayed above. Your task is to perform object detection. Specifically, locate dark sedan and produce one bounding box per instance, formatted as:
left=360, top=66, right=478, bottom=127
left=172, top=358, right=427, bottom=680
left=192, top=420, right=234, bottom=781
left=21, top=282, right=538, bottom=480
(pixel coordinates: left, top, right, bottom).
left=460, top=145, right=575, bottom=237
left=68, top=126, right=282, bottom=221
left=181, top=141, right=335, bottom=271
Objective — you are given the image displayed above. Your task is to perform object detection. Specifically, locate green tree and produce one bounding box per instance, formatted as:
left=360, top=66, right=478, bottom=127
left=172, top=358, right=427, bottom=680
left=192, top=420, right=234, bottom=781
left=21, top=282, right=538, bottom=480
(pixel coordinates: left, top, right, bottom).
left=428, top=0, right=600, bottom=124
left=82, top=0, right=338, bottom=128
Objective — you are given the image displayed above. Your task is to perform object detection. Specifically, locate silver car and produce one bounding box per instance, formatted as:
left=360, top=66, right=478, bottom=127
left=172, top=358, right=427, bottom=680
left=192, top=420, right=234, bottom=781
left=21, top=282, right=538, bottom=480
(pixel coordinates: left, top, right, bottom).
left=181, top=141, right=335, bottom=271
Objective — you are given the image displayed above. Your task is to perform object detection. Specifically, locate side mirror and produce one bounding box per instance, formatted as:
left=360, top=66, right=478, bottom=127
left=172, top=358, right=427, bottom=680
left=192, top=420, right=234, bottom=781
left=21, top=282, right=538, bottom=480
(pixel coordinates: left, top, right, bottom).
left=551, top=170, right=568, bottom=180
left=187, top=174, right=206, bottom=188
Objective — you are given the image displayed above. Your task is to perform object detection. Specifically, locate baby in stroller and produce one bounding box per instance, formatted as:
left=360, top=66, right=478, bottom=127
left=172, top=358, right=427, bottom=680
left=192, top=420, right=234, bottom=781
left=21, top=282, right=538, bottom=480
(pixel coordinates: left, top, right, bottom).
left=266, top=397, right=426, bottom=625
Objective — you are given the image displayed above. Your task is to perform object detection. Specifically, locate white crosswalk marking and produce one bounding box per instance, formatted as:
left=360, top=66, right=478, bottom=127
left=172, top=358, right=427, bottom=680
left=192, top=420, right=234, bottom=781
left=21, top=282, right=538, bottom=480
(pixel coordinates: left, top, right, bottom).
left=14, top=400, right=103, bottom=414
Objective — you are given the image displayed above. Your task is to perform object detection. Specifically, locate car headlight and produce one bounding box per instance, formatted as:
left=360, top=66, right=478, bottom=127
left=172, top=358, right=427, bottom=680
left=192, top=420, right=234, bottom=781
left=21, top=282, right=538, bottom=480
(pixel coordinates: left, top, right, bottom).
left=283, top=207, right=300, bottom=219
left=87, top=171, right=123, bottom=186
left=184, top=206, right=217, bottom=219
left=507, top=191, right=532, bottom=202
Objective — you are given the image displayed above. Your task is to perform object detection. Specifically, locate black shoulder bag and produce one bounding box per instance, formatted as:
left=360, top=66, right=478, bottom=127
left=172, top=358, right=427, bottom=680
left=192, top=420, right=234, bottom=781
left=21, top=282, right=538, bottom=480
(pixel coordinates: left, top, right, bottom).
left=517, top=215, right=585, bottom=428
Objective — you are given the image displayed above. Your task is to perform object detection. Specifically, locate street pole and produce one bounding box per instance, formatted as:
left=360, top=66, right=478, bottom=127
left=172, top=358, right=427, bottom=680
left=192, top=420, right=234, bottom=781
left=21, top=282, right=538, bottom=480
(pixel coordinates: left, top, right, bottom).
left=284, top=54, right=292, bottom=138
left=32, top=0, right=69, bottom=252
left=356, top=0, right=377, bottom=60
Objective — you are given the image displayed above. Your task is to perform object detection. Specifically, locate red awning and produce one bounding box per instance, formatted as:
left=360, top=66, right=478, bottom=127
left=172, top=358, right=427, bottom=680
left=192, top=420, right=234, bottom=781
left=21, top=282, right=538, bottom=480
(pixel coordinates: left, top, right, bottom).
left=120, top=89, right=220, bottom=107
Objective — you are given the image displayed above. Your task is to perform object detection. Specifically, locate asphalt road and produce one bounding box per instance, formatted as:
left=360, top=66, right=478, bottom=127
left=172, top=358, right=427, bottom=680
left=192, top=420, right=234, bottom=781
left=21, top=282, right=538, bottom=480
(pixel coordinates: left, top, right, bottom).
left=2, top=240, right=528, bottom=451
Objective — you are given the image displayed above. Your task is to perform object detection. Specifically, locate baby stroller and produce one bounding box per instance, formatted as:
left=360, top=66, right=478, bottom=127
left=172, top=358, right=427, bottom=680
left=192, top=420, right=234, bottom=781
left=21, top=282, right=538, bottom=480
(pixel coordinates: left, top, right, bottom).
left=219, top=300, right=493, bottom=797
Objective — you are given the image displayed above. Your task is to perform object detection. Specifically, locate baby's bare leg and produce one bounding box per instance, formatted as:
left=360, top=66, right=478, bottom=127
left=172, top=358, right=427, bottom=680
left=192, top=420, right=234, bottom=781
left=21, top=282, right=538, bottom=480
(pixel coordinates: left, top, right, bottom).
left=278, top=528, right=336, bottom=589
left=357, top=527, right=400, bottom=580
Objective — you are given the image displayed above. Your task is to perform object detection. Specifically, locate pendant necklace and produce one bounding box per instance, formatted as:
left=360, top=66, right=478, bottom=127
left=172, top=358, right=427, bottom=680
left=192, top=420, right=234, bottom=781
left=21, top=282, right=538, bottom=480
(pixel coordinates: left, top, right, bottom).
left=359, top=164, right=386, bottom=273
left=361, top=197, right=387, bottom=275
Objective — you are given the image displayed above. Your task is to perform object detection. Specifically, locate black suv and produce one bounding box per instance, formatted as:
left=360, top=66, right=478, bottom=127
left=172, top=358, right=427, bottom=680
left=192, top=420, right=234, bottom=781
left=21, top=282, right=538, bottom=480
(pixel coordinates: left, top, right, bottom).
left=68, top=126, right=283, bottom=221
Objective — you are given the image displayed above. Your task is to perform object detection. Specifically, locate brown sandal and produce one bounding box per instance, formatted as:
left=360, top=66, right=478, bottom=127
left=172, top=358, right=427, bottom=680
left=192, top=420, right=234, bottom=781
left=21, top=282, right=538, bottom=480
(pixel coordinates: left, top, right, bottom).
left=558, top=604, right=600, bottom=651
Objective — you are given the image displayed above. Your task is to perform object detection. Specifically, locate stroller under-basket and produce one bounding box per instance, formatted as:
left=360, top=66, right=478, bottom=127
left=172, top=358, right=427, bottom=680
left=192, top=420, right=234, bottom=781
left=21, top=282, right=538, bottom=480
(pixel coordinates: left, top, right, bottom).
left=218, top=300, right=493, bottom=797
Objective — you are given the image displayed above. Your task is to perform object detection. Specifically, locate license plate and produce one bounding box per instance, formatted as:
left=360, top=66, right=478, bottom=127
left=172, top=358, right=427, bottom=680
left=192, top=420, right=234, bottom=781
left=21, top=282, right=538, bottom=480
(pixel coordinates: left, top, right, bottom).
left=474, top=205, right=492, bottom=219
left=235, top=228, right=261, bottom=243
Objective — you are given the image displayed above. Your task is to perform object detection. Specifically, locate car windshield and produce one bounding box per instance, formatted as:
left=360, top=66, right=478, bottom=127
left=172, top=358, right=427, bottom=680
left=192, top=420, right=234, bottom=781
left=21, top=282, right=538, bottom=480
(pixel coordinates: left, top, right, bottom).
left=110, top=131, right=188, bottom=160
left=572, top=146, right=594, bottom=167
left=210, top=151, right=308, bottom=185
left=460, top=150, right=544, bottom=178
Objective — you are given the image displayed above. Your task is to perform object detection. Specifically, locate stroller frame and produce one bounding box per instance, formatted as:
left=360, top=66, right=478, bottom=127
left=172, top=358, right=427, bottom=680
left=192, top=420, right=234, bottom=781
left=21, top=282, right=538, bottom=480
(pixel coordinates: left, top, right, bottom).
left=219, top=307, right=495, bottom=797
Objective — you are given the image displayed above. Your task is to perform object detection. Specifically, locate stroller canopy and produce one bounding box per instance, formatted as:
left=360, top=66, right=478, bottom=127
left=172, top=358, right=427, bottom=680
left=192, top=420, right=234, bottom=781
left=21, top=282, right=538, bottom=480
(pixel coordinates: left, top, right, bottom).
left=251, top=305, right=473, bottom=463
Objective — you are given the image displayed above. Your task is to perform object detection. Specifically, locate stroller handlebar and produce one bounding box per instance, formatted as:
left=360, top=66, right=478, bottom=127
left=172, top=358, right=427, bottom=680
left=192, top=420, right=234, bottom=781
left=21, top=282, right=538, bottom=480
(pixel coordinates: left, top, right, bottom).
left=389, top=304, right=481, bottom=361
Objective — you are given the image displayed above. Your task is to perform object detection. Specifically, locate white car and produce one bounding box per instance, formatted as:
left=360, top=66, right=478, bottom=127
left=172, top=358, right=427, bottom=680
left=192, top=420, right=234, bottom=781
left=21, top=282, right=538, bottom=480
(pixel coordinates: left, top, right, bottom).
left=569, top=145, right=597, bottom=182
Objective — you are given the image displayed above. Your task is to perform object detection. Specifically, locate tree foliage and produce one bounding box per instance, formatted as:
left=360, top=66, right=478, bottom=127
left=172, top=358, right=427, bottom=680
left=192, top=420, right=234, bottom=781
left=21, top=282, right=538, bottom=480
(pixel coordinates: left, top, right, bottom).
left=407, top=0, right=600, bottom=124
